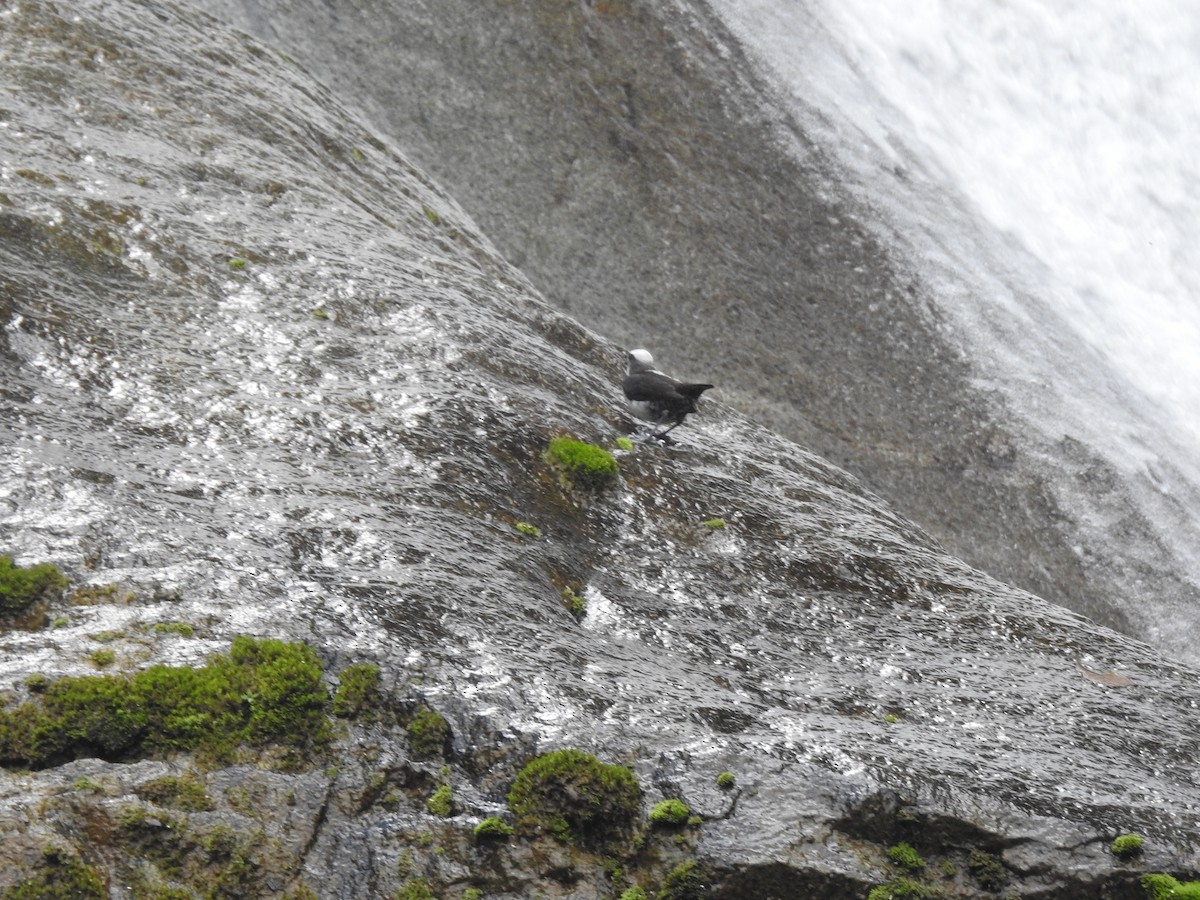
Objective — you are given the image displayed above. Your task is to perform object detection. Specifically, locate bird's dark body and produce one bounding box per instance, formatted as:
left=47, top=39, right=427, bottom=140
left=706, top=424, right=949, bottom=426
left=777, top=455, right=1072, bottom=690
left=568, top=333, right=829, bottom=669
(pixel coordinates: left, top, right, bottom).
left=621, top=348, right=714, bottom=441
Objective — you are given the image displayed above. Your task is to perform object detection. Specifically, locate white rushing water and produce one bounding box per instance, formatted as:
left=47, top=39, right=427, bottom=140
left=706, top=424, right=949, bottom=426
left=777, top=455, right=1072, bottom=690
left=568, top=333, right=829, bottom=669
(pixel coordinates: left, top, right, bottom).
left=711, top=0, right=1200, bottom=453
left=706, top=0, right=1200, bottom=660
left=821, top=0, right=1200, bottom=446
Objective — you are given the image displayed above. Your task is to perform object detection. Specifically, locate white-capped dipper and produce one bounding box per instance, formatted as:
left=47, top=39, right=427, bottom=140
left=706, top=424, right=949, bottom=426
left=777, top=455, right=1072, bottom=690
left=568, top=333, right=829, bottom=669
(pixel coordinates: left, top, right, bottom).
left=622, top=348, right=714, bottom=442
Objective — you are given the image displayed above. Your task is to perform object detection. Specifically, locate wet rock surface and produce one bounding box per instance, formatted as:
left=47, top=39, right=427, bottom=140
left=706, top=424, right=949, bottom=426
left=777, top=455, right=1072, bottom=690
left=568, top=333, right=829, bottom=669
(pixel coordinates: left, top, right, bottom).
left=190, top=0, right=1200, bottom=666
left=0, top=1, right=1198, bottom=897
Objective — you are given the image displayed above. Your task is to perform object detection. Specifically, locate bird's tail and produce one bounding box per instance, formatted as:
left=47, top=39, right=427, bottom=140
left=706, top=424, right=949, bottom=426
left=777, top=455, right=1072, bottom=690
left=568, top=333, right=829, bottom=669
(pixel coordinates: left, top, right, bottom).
left=678, top=383, right=714, bottom=414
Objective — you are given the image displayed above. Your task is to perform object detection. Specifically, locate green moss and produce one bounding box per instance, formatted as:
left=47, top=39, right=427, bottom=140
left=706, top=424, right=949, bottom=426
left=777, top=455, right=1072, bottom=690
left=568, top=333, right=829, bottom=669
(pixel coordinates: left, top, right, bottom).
left=620, top=889, right=649, bottom=900
left=427, top=783, right=453, bottom=817
left=0, top=556, right=67, bottom=615
left=702, top=518, right=726, bottom=530
left=888, top=842, right=925, bottom=871
left=506, top=748, right=641, bottom=850
left=866, top=878, right=935, bottom=900
left=25, top=674, right=49, bottom=693
left=406, top=707, right=451, bottom=758
left=1143, top=874, right=1200, bottom=899
left=648, top=798, right=691, bottom=827
left=967, top=848, right=1005, bottom=892
left=474, top=816, right=514, bottom=839
left=136, top=773, right=214, bottom=811
left=1112, top=833, right=1145, bottom=859
left=394, top=878, right=437, bottom=900
left=515, top=521, right=542, bottom=538
left=615, top=436, right=635, bottom=451
left=462, top=890, right=483, bottom=900
left=422, top=207, right=441, bottom=225
left=0, top=636, right=330, bottom=769
left=153, top=622, right=195, bottom=636
left=89, top=648, right=116, bottom=668
left=546, top=436, right=619, bottom=491
left=716, top=771, right=735, bottom=789
left=0, top=846, right=105, bottom=900
left=658, top=861, right=709, bottom=899
left=563, top=587, right=586, bottom=617
left=312, top=307, right=330, bottom=320
left=227, top=257, right=247, bottom=270
left=332, top=663, right=382, bottom=718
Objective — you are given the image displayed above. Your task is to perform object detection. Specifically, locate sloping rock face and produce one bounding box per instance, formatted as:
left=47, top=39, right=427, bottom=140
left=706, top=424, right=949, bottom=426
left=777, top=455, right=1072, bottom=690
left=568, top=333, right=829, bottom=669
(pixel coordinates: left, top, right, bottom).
left=190, top=0, right=1200, bottom=667
left=0, top=2, right=1198, bottom=898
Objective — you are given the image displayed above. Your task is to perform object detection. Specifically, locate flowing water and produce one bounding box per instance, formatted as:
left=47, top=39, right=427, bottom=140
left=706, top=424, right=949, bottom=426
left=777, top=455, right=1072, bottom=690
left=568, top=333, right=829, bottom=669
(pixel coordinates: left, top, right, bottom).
left=709, top=0, right=1200, bottom=662
left=2, top=1, right=1199, bottom=878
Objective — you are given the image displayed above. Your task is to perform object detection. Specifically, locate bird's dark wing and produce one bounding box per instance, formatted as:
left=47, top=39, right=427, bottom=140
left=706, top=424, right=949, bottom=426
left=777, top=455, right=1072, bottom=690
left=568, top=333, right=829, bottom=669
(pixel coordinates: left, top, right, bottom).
left=677, top=383, right=714, bottom=400
left=622, top=372, right=687, bottom=402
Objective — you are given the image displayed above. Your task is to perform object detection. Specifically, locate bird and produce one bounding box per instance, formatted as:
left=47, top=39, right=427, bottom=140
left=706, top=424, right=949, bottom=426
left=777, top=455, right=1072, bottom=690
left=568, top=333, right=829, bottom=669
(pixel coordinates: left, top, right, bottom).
left=621, top=348, right=714, bottom=443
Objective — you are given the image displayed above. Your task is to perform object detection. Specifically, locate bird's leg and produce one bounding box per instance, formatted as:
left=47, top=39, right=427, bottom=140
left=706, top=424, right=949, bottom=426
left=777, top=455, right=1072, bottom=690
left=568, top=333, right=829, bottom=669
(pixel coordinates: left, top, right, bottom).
left=651, top=419, right=683, bottom=441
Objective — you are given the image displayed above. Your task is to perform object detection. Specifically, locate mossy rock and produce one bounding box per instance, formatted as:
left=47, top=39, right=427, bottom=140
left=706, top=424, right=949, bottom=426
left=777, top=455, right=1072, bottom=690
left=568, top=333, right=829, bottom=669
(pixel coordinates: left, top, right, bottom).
left=1, top=846, right=105, bottom=899
left=406, top=707, right=451, bottom=758
left=866, top=877, right=935, bottom=900
left=658, top=860, right=710, bottom=900
left=506, top=748, right=641, bottom=850
left=473, top=816, right=515, bottom=840
left=0, top=636, right=331, bottom=769
left=648, top=798, right=691, bottom=827
left=887, top=842, right=925, bottom=871
left=426, top=784, right=454, bottom=817
left=1143, top=874, right=1200, bottom=899
left=332, top=663, right=382, bottom=718
left=546, top=436, right=619, bottom=492
left=136, top=773, right=214, bottom=812
left=1111, top=833, right=1145, bottom=859
left=0, top=555, right=67, bottom=615
left=967, top=848, right=1005, bottom=892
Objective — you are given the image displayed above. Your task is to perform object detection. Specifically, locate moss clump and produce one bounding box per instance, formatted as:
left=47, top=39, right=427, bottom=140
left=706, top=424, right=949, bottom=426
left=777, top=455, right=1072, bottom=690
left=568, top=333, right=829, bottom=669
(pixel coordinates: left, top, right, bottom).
left=515, top=521, right=542, bottom=538
left=136, top=773, right=213, bottom=811
left=649, top=798, right=691, bottom=827
left=546, top=436, right=619, bottom=492
left=406, top=707, right=451, bottom=758
left=0, top=555, right=67, bottom=615
left=563, top=587, right=586, bottom=617
left=702, top=518, right=726, bottom=530
left=507, top=748, right=641, bottom=850
left=227, top=257, right=247, bottom=270
left=866, top=878, right=935, bottom=900
left=620, top=889, right=649, bottom=900
left=394, top=879, right=437, bottom=900
left=658, top=861, right=709, bottom=899
left=153, top=621, right=195, bottom=636
left=1143, top=874, right=1200, bottom=899
left=888, top=843, right=925, bottom=871
left=427, top=784, right=454, bottom=817
left=89, top=648, right=116, bottom=668
left=716, top=771, right=735, bottom=789
left=473, top=816, right=514, bottom=840
left=332, top=663, right=382, bottom=718
left=1, top=846, right=105, bottom=900
left=615, top=436, right=635, bottom=452
left=1112, top=833, right=1145, bottom=859
left=0, top=636, right=330, bottom=769
left=967, top=848, right=1005, bottom=892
